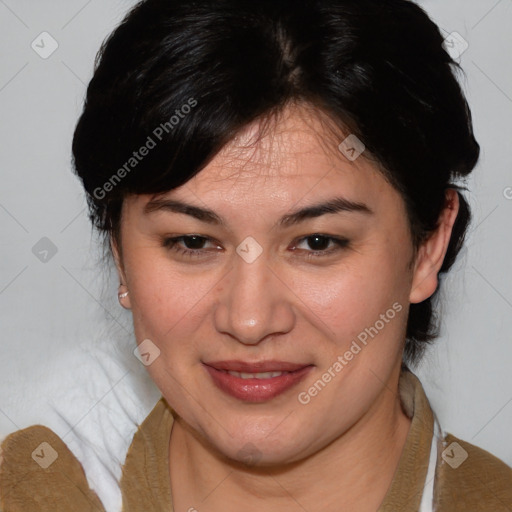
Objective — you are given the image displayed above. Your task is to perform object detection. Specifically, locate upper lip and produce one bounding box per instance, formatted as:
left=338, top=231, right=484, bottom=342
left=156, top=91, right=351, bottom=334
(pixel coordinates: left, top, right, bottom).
left=204, top=360, right=311, bottom=373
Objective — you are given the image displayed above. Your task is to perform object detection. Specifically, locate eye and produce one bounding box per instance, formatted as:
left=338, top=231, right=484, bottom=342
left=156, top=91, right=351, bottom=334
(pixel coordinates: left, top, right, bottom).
left=162, top=233, right=350, bottom=261
left=291, top=234, right=350, bottom=259
left=162, top=235, right=221, bottom=259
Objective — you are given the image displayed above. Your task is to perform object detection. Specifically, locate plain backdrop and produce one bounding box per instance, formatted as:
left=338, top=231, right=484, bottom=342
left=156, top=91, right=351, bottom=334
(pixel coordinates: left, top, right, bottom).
left=1, top=1, right=511, bottom=510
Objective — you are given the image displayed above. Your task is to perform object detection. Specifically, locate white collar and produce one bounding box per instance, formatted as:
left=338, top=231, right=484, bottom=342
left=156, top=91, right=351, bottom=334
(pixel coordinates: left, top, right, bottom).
left=419, top=414, right=442, bottom=512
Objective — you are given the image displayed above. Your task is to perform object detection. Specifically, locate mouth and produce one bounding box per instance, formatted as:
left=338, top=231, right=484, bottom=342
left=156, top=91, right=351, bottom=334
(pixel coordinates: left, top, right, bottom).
left=203, top=360, right=313, bottom=402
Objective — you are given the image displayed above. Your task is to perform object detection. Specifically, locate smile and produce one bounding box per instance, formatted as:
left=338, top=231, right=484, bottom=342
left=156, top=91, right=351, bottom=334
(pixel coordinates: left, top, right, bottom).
left=203, top=361, right=313, bottom=402
left=224, top=370, right=289, bottom=379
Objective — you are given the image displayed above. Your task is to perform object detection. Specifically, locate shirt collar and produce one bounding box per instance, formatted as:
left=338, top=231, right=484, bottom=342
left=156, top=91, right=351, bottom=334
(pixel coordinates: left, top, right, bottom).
left=377, top=368, right=435, bottom=511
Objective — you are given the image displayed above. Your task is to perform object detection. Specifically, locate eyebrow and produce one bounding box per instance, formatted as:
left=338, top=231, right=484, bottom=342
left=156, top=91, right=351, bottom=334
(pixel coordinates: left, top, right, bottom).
left=143, top=196, right=373, bottom=227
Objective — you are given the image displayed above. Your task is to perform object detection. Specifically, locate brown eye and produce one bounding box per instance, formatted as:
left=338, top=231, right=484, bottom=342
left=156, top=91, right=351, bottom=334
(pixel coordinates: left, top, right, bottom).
left=162, top=235, right=219, bottom=258
left=292, top=234, right=349, bottom=259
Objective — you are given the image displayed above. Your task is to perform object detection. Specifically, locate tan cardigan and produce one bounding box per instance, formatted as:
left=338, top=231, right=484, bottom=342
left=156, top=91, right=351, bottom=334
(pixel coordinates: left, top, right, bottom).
left=1, top=370, right=511, bottom=511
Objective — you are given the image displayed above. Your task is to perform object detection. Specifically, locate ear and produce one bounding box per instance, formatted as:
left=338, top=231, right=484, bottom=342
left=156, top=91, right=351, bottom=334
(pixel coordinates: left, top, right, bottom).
left=111, top=235, right=132, bottom=309
left=409, top=189, right=459, bottom=304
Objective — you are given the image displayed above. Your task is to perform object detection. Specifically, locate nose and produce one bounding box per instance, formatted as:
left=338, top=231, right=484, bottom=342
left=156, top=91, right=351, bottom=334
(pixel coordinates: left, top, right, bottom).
left=214, top=250, right=295, bottom=345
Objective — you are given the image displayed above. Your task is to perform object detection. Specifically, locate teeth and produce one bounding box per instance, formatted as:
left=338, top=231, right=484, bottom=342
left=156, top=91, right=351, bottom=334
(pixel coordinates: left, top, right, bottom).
left=226, top=370, right=287, bottom=379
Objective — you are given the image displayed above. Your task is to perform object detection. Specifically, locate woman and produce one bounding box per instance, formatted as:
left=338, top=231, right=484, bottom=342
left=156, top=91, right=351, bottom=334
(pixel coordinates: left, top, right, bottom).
left=1, top=0, right=511, bottom=510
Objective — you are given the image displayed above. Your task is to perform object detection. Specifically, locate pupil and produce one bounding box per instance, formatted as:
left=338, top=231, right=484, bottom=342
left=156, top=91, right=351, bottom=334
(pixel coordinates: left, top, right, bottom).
left=309, top=235, right=328, bottom=251
left=186, top=236, right=204, bottom=249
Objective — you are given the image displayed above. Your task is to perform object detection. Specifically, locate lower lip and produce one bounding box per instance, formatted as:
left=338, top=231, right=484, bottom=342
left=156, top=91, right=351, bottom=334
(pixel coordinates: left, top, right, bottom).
left=203, top=364, right=313, bottom=403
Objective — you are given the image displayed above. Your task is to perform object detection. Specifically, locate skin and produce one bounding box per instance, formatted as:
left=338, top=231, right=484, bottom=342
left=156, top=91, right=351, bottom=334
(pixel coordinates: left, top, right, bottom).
left=113, top=102, right=459, bottom=511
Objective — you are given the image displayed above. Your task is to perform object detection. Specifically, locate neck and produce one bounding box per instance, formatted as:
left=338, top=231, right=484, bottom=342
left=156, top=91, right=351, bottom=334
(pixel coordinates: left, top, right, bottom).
left=169, top=366, right=411, bottom=512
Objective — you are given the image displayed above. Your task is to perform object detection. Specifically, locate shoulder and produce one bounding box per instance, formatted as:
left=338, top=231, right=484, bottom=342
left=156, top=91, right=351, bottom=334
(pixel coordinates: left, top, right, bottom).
left=120, top=397, right=175, bottom=511
left=435, top=432, right=512, bottom=511
left=1, top=424, right=64, bottom=476
left=0, top=425, right=105, bottom=511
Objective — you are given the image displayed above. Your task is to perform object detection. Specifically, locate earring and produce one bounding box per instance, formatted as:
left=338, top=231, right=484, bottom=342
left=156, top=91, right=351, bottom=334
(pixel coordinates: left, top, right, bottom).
left=118, top=284, right=130, bottom=307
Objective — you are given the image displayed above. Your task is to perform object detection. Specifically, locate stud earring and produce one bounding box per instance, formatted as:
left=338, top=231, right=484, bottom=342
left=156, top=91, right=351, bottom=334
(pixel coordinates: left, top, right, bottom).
left=118, top=284, right=130, bottom=307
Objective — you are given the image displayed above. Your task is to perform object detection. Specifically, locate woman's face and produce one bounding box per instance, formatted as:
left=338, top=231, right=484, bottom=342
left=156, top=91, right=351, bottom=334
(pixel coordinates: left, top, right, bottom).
left=115, top=104, right=424, bottom=465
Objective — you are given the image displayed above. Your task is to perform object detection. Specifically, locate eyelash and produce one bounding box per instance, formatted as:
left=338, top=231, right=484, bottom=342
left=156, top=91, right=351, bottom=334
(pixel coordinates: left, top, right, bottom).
left=161, top=234, right=350, bottom=260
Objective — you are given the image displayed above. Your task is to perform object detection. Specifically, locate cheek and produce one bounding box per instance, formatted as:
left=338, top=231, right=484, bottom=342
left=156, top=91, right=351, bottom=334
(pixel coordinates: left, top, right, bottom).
left=290, top=246, right=411, bottom=347
left=124, top=253, right=216, bottom=344
left=125, top=257, right=216, bottom=398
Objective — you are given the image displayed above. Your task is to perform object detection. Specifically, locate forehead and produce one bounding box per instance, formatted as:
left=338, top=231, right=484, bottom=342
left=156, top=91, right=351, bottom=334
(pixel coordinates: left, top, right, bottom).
left=183, top=103, right=386, bottom=203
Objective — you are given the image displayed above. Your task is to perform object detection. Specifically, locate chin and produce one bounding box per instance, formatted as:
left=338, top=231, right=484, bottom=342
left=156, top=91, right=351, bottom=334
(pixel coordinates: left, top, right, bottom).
left=211, top=431, right=311, bottom=469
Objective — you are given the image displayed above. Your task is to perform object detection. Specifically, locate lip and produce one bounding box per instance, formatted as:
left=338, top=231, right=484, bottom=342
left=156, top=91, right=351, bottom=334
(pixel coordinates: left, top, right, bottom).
left=204, top=360, right=310, bottom=373
left=203, top=360, right=313, bottom=403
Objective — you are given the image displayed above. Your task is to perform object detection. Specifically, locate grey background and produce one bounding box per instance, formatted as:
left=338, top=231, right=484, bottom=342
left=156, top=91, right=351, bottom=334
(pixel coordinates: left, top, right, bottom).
left=1, top=0, right=511, bottom=509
